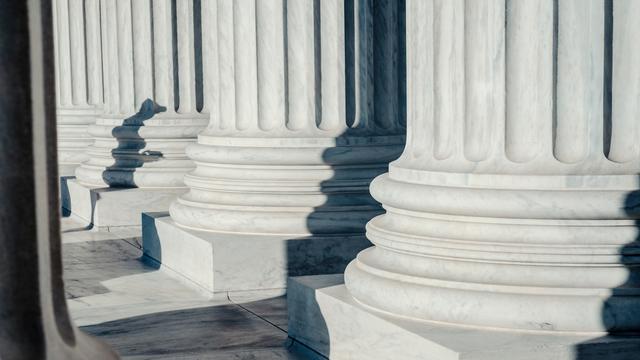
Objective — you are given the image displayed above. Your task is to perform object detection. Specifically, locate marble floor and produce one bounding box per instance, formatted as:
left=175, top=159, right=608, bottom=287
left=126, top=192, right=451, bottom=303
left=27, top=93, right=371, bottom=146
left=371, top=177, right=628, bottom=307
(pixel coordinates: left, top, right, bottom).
left=61, top=216, right=310, bottom=359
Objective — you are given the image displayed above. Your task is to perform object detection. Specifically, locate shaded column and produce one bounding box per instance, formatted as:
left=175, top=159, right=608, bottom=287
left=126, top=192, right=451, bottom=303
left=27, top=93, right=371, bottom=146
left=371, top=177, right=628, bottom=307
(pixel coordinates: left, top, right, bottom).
left=169, top=0, right=406, bottom=236
left=53, top=0, right=103, bottom=175
left=345, top=0, right=640, bottom=332
left=0, top=0, right=117, bottom=358
left=74, top=0, right=208, bottom=188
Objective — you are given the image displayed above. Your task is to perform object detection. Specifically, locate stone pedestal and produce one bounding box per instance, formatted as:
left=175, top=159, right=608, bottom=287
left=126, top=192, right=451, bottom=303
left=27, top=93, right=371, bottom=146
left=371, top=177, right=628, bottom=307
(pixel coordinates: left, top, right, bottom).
left=143, top=0, right=406, bottom=294
left=66, top=0, right=207, bottom=227
left=53, top=0, right=103, bottom=175
left=288, top=276, right=640, bottom=360
left=143, top=213, right=369, bottom=297
left=62, top=180, right=185, bottom=230
left=0, top=1, right=117, bottom=358
left=291, top=0, right=640, bottom=357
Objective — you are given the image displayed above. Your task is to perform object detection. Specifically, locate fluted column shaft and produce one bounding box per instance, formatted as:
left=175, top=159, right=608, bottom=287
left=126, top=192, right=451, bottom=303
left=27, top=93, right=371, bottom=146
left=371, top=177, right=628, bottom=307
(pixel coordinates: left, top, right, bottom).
left=345, top=0, right=640, bottom=333
left=53, top=0, right=102, bottom=172
left=75, top=0, right=207, bottom=188
left=170, top=0, right=406, bottom=235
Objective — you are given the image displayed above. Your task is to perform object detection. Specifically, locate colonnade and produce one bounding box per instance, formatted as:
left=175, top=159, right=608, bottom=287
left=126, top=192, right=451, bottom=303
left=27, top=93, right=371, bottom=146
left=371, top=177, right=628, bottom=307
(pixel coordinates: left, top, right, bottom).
left=50, top=0, right=640, bottom=358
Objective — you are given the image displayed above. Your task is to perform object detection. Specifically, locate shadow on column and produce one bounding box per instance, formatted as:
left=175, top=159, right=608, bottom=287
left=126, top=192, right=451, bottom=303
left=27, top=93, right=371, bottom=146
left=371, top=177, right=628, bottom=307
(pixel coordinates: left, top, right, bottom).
left=287, top=1, right=406, bottom=358
left=574, top=187, right=640, bottom=360
left=101, top=99, right=166, bottom=188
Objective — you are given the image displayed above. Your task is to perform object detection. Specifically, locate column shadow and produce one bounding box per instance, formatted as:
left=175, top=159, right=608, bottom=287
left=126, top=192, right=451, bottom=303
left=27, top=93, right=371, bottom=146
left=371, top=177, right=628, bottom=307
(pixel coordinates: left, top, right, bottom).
left=574, top=187, right=640, bottom=359
left=286, top=1, right=406, bottom=358
left=101, top=98, right=166, bottom=188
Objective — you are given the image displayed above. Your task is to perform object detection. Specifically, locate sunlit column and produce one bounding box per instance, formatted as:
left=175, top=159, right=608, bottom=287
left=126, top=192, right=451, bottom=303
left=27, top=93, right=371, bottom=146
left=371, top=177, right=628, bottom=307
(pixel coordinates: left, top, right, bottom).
left=345, top=0, right=640, bottom=332
left=168, top=0, right=406, bottom=237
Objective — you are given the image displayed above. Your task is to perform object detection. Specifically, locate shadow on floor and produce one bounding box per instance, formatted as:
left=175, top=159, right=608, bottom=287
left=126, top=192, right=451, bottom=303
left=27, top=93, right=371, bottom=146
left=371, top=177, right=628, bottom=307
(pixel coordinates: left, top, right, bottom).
left=62, top=239, right=155, bottom=299
left=81, top=299, right=301, bottom=360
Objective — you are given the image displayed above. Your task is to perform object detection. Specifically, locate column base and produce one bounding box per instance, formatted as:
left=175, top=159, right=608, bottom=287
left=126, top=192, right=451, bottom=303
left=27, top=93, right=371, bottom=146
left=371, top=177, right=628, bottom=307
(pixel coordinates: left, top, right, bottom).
left=61, top=178, right=185, bottom=229
left=287, top=275, right=640, bottom=360
left=141, top=213, right=370, bottom=298
left=58, top=163, right=79, bottom=177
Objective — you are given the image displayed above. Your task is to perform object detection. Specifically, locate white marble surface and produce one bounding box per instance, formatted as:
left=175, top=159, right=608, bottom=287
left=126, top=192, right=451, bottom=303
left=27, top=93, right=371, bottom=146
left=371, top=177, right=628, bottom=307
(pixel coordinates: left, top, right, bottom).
left=289, top=275, right=640, bottom=360
left=61, top=217, right=304, bottom=359
left=62, top=178, right=185, bottom=228
left=142, top=212, right=369, bottom=296
left=54, top=0, right=102, bottom=171
left=344, top=0, right=640, bottom=334
left=169, top=0, right=406, bottom=237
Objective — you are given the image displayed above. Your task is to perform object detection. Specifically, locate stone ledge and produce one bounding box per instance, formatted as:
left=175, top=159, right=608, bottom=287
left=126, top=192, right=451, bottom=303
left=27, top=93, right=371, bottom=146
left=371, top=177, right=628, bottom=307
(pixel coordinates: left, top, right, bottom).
left=141, top=213, right=370, bottom=298
left=287, top=275, right=640, bottom=360
left=61, top=178, right=185, bottom=229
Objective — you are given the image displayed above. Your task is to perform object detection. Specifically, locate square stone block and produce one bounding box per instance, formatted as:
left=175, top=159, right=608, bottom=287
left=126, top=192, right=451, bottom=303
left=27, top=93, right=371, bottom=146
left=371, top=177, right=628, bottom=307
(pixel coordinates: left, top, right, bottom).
left=287, top=275, right=640, bottom=360
left=141, top=213, right=370, bottom=298
left=61, top=178, right=185, bottom=229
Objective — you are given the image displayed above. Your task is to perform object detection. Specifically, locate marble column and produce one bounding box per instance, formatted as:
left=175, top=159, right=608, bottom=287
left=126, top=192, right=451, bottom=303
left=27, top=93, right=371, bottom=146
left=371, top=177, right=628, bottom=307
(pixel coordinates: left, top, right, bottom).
left=53, top=0, right=102, bottom=176
left=171, top=0, right=405, bottom=234
left=143, top=0, right=406, bottom=295
left=74, top=0, right=208, bottom=188
left=65, top=0, right=208, bottom=228
left=345, top=0, right=640, bottom=333
left=0, top=0, right=117, bottom=358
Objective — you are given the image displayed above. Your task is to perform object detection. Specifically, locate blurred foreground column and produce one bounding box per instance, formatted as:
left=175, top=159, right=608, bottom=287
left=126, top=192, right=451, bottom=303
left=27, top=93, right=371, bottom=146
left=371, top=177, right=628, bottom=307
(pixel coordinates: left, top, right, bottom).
left=53, top=0, right=103, bottom=176
left=0, top=0, right=117, bottom=358
left=142, top=0, right=405, bottom=297
left=63, top=0, right=207, bottom=229
left=288, top=1, right=640, bottom=359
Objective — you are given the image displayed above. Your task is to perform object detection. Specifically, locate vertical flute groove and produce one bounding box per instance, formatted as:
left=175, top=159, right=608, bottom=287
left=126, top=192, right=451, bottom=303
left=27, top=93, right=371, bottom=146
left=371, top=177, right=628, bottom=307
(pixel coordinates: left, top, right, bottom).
left=233, top=0, right=259, bottom=131
left=464, top=0, right=504, bottom=162
left=153, top=0, right=175, bottom=112
left=256, top=0, right=286, bottom=130
left=433, top=0, right=464, bottom=160
left=217, top=0, right=236, bottom=130
left=68, top=0, right=87, bottom=105
left=55, top=0, right=73, bottom=107
left=319, top=0, right=346, bottom=131
left=407, top=0, right=433, bottom=158
left=554, top=0, right=603, bottom=164
left=286, top=0, right=316, bottom=130
left=132, top=0, right=153, bottom=111
left=177, top=0, right=198, bottom=113
left=505, top=0, right=554, bottom=163
left=116, top=0, right=135, bottom=114
left=373, top=0, right=399, bottom=131
left=104, top=0, right=120, bottom=114
left=608, top=0, right=640, bottom=163
left=201, top=0, right=219, bottom=125
left=85, top=0, right=102, bottom=106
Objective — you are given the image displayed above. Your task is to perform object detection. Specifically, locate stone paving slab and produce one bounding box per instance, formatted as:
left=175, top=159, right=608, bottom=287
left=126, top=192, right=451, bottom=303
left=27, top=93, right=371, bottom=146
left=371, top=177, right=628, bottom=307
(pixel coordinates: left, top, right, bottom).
left=61, top=217, right=304, bottom=359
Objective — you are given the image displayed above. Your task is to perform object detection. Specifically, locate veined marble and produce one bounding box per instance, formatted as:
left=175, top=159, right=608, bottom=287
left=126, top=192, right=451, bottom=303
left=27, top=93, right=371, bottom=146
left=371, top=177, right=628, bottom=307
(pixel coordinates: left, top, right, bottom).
left=169, top=0, right=406, bottom=235
left=345, top=0, right=640, bottom=333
